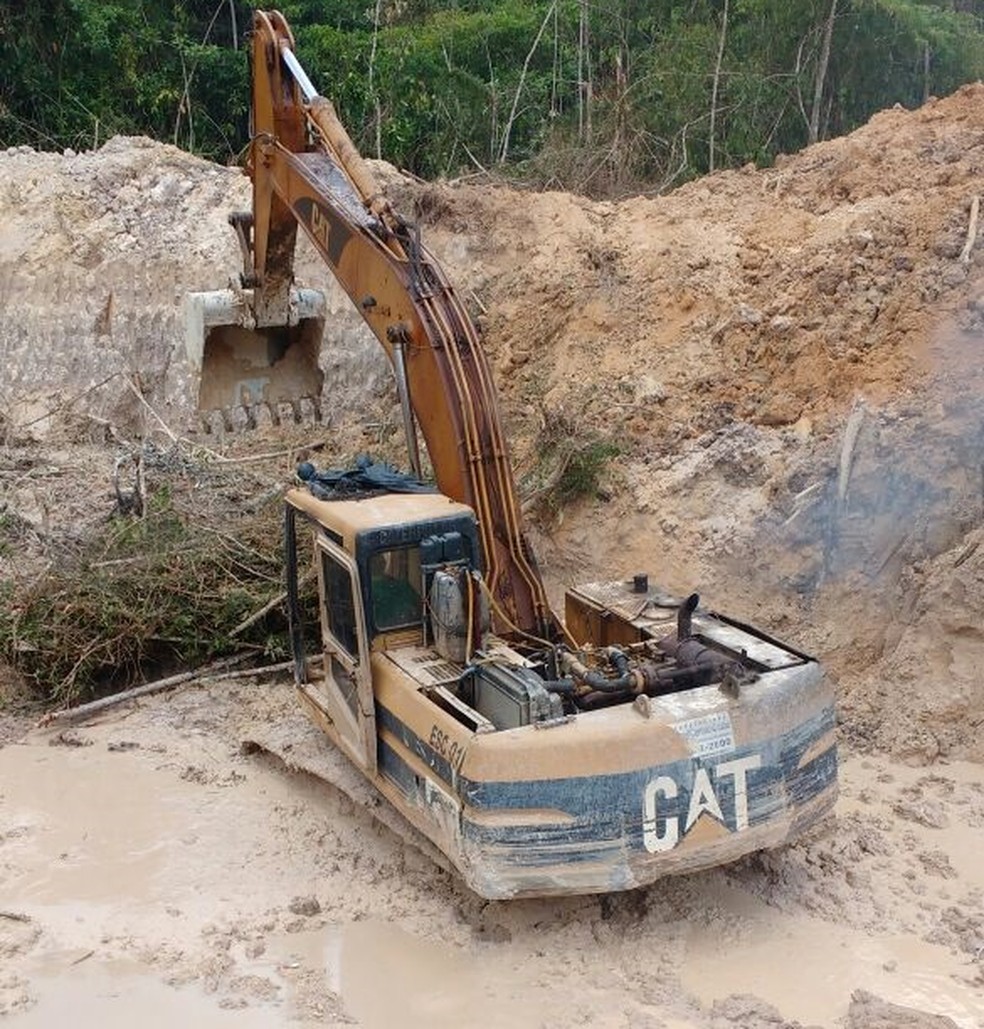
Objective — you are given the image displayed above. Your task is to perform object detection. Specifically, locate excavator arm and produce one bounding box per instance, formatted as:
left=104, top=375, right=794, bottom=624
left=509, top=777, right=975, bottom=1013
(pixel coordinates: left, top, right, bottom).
left=216, top=10, right=557, bottom=640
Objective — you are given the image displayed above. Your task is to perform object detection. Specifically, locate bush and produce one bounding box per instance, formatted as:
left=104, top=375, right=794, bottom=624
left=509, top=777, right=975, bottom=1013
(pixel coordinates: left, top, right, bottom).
left=0, top=487, right=292, bottom=706
left=522, top=409, right=619, bottom=517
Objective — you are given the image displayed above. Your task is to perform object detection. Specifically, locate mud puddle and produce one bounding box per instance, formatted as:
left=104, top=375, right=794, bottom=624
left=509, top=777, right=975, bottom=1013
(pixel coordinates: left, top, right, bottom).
left=0, top=741, right=178, bottom=908
left=680, top=880, right=984, bottom=1028
left=2, top=694, right=982, bottom=1028
left=681, top=754, right=984, bottom=1028
left=266, top=921, right=552, bottom=1028
left=11, top=957, right=276, bottom=1028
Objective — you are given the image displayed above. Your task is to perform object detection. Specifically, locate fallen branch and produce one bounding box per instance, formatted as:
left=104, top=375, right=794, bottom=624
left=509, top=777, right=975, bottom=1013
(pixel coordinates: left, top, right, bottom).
left=212, top=443, right=324, bottom=466
left=0, top=911, right=31, bottom=923
left=230, top=568, right=315, bottom=638
left=123, top=377, right=227, bottom=466
left=782, top=482, right=822, bottom=528
left=14, top=372, right=122, bottom=431
left=872, top=530, right=912, bottom=576
left=954, top=538, right=979, bottom=568
left=37, top=652, right=266, bottom=728
left=959, top=195, right=980, bottom=265
left=204, top=661, right=292, bottom=682
left=244, top=483, right=285, bottom=514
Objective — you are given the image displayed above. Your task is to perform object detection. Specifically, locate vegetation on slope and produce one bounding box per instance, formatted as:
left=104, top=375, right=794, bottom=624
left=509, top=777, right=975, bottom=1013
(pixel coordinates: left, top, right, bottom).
left=2, top=1, right=984, bottom=194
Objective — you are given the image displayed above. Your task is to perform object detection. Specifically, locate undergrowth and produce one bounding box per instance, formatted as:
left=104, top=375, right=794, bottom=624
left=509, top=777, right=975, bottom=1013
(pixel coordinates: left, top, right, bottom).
left=522, top=409, right=620, bottom=517
left=0, top=486, right=297, bottom=707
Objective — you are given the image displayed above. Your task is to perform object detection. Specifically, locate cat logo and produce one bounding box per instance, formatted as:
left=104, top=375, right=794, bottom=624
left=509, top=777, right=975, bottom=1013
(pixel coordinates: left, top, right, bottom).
left=642, top=754, right=762, bottom=853
left=310, top=201, right=331, bottom=252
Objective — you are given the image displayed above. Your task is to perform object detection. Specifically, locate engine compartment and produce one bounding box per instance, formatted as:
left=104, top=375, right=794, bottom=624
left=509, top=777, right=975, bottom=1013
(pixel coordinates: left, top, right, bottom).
left=408, top=577, right=812, bottom=731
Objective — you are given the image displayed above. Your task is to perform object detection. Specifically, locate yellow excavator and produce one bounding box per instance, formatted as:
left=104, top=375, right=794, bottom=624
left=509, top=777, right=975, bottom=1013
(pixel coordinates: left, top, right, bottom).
left=185, top=11, right=837, bottom=898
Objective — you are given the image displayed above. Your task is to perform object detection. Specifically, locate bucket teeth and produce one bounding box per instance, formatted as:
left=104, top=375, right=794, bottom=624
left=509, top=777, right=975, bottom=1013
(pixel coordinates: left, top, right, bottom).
left=252, top=404, right=275, bottom=430
left=187, top=287, right=327, bottom=433
left=276, top=401, right=298, bottom=426
left=232, top=406, right=255, bottom=432
left=299, top=397, right=322, bottom=423
left=199, top=397, right=324, bottom=436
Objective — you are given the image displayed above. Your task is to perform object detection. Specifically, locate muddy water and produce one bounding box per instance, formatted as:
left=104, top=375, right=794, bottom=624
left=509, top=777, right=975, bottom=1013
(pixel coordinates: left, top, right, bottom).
left=2, top=717, right=982, bottom=1028
left=681, top=755, right=984, bottom=1029
left=267, top=921, right=552, bottom=1029
left=679, top=881, right=984, bottom=1028
left=0, top=743, right=178, bottom=907
left=11, top=959, right=275, bottom=1029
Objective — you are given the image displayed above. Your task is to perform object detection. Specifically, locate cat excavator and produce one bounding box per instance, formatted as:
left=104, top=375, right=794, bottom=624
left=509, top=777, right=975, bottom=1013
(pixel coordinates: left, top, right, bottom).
left=185, top=10, right=837, bottom=898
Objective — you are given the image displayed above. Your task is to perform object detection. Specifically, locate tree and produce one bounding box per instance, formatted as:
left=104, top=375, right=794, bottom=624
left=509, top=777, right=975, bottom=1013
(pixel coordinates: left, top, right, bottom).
left=1, top=0, right=983, bottom=192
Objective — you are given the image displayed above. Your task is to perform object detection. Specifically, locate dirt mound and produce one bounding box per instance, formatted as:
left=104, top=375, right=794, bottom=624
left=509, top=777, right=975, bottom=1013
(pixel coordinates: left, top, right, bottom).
left=3, top=86, right=984, bottom=756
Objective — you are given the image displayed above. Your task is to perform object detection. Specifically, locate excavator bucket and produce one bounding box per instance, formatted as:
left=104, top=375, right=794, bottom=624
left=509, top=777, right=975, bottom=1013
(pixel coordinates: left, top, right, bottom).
left=184, top=287, right=326, bottom=431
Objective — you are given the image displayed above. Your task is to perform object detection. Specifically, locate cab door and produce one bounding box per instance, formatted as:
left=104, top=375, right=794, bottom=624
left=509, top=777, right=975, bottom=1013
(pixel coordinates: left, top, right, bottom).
left=306, top=537, right=377, bottom=772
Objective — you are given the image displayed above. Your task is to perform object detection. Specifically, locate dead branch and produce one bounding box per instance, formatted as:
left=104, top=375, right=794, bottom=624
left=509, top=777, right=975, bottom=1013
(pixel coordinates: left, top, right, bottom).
left=230, top=568, right=314, bottom=637
left=838, top=399, right=865, bottom=507
left=499, top=1, right=557, bottom=164
left=123, top=377, right=227, bottom=465
left=954, top=538, right=979, bottom=568
left=14, top=372, right=121, bottom=431
left=959, top=195, right=980, bottom=265
left=211, top=447, right=316, bottom=466
left=782, top=482, right=822, bottom=528
left=37, top=653, right=289, bottom=728
left=708, top=0, right=729, bottom=173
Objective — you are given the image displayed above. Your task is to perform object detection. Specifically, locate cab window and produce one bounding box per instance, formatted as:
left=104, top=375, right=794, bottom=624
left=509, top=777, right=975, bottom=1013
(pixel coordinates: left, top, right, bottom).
left=370, top=547, right=422, bottom=631
left=321, top=551, right=358, bottom=657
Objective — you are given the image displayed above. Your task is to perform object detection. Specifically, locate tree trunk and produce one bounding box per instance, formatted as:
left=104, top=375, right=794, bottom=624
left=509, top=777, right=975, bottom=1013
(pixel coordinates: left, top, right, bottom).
left=228, top=0, right=238, bottom=50
left=499, top=1, right=556, bottom=163
left=709, top=0, right=729, bottom=173
left=368, top=0, right=384, bottom=159
left=923, top=40, right=931, bottom=104
left=810, top=0, right=837, bottom=145
left=578, top=0, right=592, bottom=143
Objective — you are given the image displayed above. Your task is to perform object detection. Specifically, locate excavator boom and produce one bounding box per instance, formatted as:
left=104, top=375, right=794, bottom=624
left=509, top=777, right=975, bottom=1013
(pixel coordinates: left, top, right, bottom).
left=188, top=10, right=556, bottom=640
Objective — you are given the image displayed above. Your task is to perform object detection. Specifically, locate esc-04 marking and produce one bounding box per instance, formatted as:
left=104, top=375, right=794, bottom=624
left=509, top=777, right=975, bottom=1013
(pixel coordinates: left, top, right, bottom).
left=429, top=724, right=466, bottom=773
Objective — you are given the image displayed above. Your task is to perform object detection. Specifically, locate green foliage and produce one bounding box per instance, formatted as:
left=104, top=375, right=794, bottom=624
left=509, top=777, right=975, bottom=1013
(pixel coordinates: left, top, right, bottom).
left=524, top=410, right=619, bottom=516
left=0, top=0, right=248, bottom=158
left=553, top=438, right=621, bottom=507
left=1, top=0, right=984, bottom=184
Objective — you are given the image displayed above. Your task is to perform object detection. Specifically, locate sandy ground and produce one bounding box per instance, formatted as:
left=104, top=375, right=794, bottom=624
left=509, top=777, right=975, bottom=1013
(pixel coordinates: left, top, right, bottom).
left=2, top=81, right=984, bottom=1029
left=1, top=678, right=982, bottom=1028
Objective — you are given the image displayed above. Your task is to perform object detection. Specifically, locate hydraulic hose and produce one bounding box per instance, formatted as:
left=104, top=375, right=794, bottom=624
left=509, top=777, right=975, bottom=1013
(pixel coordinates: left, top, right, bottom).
left=560, top=647, right=639, bottom=694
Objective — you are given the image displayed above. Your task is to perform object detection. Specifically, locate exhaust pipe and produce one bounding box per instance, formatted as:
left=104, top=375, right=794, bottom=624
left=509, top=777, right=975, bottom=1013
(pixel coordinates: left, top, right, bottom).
left=677, top=592, right=699, bottom=640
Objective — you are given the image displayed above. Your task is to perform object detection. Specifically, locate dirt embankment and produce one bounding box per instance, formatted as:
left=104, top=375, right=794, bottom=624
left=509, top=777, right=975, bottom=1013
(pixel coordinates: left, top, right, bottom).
left=1, top=85, right=984, bottom=1028
left=394, top=85, right=984, bottom=763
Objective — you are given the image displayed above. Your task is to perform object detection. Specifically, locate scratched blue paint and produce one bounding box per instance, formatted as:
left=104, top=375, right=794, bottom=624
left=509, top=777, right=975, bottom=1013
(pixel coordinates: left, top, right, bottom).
left=377, top=705, right=458, bottom=785
left=374, top=701, right=836, bottom=867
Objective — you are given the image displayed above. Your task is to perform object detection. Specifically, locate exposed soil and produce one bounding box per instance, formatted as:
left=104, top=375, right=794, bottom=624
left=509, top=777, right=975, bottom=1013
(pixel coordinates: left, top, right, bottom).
left=2, top=84, right=984, bottom=1026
